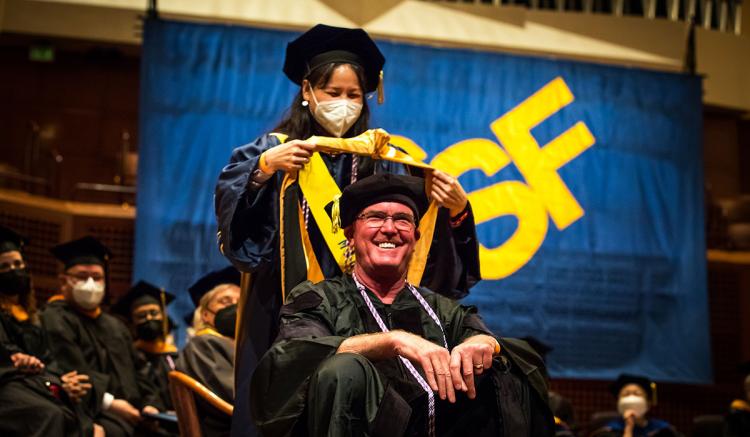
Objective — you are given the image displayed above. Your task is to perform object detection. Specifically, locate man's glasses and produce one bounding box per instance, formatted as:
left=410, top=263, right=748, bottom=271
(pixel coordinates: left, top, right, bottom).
left=356, top=211, right=416, bottom=231
left=65, top=273, right=105, bottom=282
left=133, top=309, right=162, bottom=324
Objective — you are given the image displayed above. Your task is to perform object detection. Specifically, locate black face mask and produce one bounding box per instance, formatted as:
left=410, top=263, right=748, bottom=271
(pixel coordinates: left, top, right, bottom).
left=135, top=319, right=163, bottom=341
left=0, top=269, right=31, bottom=296
left=214, top=304, right=237, bottom=339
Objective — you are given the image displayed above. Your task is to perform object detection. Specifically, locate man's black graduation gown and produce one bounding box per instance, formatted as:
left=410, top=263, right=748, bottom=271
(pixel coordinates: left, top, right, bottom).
left=251, top=276, right=553, bottom=436
left=41, top=299, right=160, bottom=437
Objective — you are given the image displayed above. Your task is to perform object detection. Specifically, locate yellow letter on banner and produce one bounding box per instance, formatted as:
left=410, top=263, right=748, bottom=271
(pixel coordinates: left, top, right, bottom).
left=430, top=139, right=548, bottom=279
left=491, top=77, right=595, bottom=230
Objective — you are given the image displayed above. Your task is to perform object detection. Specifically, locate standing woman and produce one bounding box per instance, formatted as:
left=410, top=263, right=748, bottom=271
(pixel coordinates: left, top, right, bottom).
left=214, top=24, right=480, bottom=436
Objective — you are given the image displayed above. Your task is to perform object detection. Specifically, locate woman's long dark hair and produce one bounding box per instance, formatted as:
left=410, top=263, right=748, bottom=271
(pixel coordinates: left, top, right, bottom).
left=273, top=62, right=371, bottom=141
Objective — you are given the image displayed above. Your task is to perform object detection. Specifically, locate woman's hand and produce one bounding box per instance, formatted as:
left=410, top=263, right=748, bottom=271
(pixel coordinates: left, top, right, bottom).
left=262, top=140, right=316, bottom=174
left=430, top=170, right=468, bottom=217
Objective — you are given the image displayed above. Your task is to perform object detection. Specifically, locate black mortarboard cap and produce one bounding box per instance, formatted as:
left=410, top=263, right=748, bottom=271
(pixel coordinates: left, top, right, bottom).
left=50, top=236, right=112, bottom=269
left=112, top=280, right=175, bottom=318
left=188, top=266, right=241, bottom=306
left=283, top=24, right=385, bottom=94
left=610, top=373, right=657, bottom=404
left=0, top=225, right=28, bottom=254
left=521, top=336, right=553, bottom=359
left=337, top=174, right=429, bottom=229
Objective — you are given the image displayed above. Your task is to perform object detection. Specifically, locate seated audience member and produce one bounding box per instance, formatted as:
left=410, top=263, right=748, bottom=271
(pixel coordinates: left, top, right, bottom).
left=251, top=174, right=554, bottom=436
left=0, top=225, right=100, bottom=437
left=724, top=362, right=750, bottom=437
left=522, top=336, right=578, bottom=436
left=112, top=281, right=179, bottom=413
left=176, top=267, right=240, bottom=437
left=592, top=374, right=679, bottom=437
left=42, top=236, right=164, bottom=437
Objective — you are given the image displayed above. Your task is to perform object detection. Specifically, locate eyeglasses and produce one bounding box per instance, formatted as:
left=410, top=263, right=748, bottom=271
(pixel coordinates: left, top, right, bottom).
left=133, top=309, right=162, bottom=324
left=65, top=273, right=105, bottom=282
left=356, top=211, right=416, bottom=231
left=0, top=259, right=25, bottom=273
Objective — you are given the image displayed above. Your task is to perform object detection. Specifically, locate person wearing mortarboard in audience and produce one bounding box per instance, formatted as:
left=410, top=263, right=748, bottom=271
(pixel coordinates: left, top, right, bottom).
left=0, top=226, right=102, bottom=437
left=214, top=24, right=482, bottom=436
left=724, top=361, right=750, bottom=437
left=175, top=266, right=240, bottom=437
left=591, top=374, right=680, bottom=437
left=41, top=236, right=164, bottom=437
left=111, top=281, right=179, bottom=418
left=251, top=173, right=554, bottom=437
left=521, top=336, right=578, bottom=437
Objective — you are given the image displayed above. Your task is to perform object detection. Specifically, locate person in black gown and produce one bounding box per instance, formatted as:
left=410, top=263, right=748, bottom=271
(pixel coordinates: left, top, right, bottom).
left=112, top=280, right=180, bottom=435
left=176, top=267, right=240, bottom=437
left=0, top=225, right=100, bottom=437
left=251, top=174, right=553, bottom=437
left=41, top=236, right=165, bottom=437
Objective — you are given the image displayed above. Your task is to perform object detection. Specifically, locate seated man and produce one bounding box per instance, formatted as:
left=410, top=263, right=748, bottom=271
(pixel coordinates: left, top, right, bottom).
left=0, top=226, right=99, bottom=437
left=251, top=173, right=553, bottom=437
left=176, top=267, right=240, bottom=437
left=592, top=374, right=679, bottom=437
left=111, top=281, right=179, bottom=413
left=42, top=236, right=163, bottom=437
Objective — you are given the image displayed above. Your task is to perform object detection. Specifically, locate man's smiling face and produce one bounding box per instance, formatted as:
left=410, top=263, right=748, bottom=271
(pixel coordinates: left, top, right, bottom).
left=347, top=201, right=420, bottom=278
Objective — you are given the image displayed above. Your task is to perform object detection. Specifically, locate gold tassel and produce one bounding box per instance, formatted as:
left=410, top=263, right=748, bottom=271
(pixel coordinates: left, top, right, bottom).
left=651, top=382, right=658, bottom=406
left=344, top=244, right=356, bottom=274
left=331, top=194, right=342, bottom=233
left=160, top=288, right=168, bottom=339
left=377, top=70, right=384, bottom=105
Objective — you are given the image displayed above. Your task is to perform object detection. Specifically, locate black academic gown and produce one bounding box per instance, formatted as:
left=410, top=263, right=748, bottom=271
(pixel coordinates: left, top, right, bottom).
left=176, top=328, right=235, bottom=437
left=0, top=308, right=95, bottom=437
left=41, top=299, right=159, bottom=437
left=250, top=276, right=553, bottom=437
left=135, top=343, right=178, bottom=411
left=215, top=134, right=481, bottom=437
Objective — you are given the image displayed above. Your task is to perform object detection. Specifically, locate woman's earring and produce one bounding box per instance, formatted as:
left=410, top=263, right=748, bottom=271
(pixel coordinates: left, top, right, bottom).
left=301, top=100, right=309, bottom=107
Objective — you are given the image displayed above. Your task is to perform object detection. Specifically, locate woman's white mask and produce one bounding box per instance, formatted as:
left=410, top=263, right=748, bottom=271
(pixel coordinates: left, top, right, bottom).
left=617, top=394, right=649, bottom=418
left=72, top=277, right=105, bottom=310
left=308, top=87, right=362, bottom=138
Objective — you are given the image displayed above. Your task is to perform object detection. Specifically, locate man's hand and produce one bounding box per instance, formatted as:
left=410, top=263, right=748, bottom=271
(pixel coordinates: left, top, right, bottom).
left=262, top=140, right=316, bottom=173
left=110, top=399, right=141, bottom=425
left=449, top=335, right=496, bottom=400
left=60, top=371, right=92, bottom=402
left=430, top=170, right=468, bottom=217
left=390, top=331, right=457, bottom=403
left=142, top=405, right=159, bottom=415
left=93, top=424, right=105, bottom=437
left=10, top=352, right=44, bottom=374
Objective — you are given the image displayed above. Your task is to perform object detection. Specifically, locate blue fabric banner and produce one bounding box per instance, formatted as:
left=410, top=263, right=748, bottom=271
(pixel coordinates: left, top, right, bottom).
left=137, top=18, right=710, bottom=382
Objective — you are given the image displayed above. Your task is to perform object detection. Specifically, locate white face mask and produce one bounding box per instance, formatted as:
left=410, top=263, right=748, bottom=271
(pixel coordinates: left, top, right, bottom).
left=72, top=277, right=105, bottom=310
left=309, top=88, right=362, bottom=138
left=618, top=394, right=649, bottom=418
